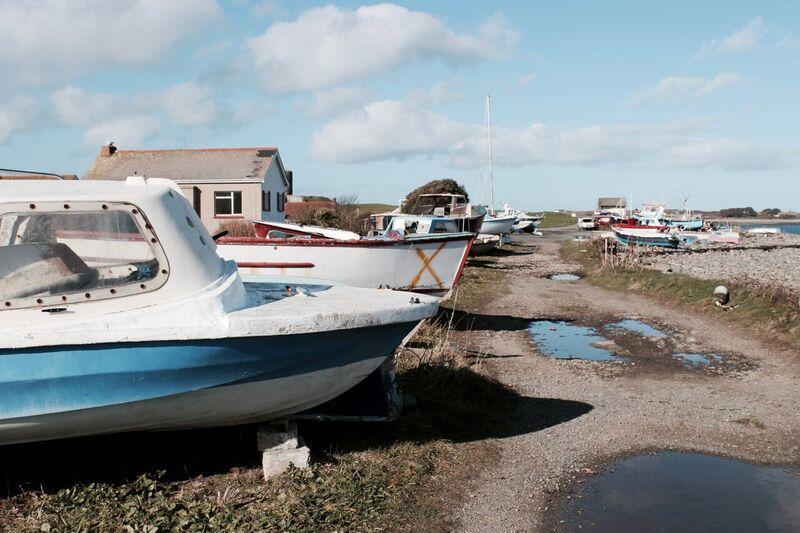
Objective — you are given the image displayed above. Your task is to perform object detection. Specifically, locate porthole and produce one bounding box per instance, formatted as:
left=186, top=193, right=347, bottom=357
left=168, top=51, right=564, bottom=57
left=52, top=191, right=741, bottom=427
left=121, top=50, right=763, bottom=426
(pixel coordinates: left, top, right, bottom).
left=199, top=235, right=206, bottom=246
left=186, top=217, right=195, bottom=228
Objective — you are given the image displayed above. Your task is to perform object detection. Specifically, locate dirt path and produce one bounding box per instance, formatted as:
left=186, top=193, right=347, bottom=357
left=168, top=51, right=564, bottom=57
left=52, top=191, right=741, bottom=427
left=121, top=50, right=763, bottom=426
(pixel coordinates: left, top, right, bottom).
left=455, top=227, right=800, bottom=532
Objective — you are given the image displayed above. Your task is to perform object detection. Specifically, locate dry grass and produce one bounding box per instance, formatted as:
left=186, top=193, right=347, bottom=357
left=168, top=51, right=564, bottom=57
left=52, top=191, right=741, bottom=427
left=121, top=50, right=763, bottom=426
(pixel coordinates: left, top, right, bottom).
left=562, top=239, right=800, bottom=346
left=216, top=219, right=255, bottom=237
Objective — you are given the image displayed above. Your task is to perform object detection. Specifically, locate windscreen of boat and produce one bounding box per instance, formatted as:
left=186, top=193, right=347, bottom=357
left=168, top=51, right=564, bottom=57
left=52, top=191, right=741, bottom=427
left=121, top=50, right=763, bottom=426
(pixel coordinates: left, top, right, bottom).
left=0, top=204, right=169, bottom=309
left=408, top=195, right=454, bottom=215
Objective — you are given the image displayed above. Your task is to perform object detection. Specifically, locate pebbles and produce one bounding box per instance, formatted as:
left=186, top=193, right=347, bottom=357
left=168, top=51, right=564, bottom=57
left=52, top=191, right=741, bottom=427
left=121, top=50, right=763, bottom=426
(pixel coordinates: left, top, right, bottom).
left=647, top=237, right=800, bottom=291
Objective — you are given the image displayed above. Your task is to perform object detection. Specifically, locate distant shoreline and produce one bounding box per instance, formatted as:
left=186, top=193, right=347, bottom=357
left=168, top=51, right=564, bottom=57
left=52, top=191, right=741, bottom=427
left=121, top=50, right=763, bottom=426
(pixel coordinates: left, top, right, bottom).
left=709, top=218, right=800, bottom=225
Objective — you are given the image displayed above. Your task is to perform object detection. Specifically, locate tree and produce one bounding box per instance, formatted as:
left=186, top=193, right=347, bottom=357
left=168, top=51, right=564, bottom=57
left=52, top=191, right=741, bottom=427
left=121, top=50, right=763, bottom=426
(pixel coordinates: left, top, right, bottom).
left=402, top=179, right=469, bottom=212
left=719, top=207, right=757, bottom=218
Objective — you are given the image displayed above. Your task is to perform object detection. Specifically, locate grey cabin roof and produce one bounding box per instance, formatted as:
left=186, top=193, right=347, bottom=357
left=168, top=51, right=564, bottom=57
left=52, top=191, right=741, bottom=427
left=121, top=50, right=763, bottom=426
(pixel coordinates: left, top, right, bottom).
left=84, top=147, right=288, bottom=185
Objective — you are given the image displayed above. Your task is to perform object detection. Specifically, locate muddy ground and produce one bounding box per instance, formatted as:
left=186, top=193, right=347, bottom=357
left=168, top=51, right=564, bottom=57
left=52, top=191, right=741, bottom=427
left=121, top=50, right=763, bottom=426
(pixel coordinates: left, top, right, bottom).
left=453, top=227, right=800, bottom=532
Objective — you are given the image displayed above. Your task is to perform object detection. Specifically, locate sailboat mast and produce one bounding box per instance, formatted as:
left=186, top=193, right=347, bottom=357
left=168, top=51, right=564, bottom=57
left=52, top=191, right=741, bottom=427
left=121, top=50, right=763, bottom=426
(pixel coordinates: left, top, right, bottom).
left=486, top=94, right=494, bottom=212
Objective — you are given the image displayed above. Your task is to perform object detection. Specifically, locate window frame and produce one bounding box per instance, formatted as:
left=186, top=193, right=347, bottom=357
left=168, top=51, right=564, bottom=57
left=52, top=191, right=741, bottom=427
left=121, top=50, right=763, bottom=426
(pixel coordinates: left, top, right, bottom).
left=0, top=201, right=170, bottom=310
left=214, top=190, right=243, bottom=217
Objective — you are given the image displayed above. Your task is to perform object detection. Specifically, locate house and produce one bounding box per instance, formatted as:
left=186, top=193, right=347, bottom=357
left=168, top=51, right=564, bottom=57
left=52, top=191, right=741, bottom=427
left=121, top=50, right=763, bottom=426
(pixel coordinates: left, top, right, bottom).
left=84, top=144, right=291, bottom=233
left=595, top=197, right=627, bottom=218
left=284, top=196, right=337, bottom=221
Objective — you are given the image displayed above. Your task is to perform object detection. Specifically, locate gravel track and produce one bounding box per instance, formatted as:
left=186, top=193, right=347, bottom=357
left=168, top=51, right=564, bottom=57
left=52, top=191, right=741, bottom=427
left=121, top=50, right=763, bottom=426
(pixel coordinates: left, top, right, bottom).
left=454, top=227, right=800, bottom=532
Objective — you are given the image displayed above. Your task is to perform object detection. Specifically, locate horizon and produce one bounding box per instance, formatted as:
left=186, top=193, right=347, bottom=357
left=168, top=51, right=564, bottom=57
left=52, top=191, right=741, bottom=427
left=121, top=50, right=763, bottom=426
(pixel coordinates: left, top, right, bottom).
left=0, top=1, right=798, bottom=211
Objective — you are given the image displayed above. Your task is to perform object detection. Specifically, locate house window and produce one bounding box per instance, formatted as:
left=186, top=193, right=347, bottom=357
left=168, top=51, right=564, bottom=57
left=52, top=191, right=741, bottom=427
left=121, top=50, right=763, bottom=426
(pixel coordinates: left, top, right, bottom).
left=277, top=192, right=285, bottom=212
left=262, top=190, right=271, bottom=212
left=214, top=191, right=242, bottom=216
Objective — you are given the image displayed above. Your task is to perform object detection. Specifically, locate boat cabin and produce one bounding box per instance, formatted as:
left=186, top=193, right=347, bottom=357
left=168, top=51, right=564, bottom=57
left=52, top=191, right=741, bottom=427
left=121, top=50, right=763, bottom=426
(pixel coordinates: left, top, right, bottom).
left=0, top=177, right=230, bottom=324
left=407, top=194, right=470, bottom=217
left=384, top=216, right=461, bottom=236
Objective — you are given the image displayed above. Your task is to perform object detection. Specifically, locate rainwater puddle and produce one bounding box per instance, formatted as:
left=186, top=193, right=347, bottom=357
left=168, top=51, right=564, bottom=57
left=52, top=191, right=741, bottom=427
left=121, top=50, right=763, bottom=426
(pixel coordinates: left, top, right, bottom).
left=558, top=452, right=800, bottom=532
left=549, top=273, right=582, bottom=281
left=673, top=352, right=723, bottom=368
left=528, top=321, right=626, bottom=362
left=605, top=319, right=666, bottom=339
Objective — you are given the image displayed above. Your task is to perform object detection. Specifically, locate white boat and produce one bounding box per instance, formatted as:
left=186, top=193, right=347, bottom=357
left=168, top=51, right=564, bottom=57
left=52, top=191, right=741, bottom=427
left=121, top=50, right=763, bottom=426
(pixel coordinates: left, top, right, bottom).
left=0, top=177, right=439, bottom=445
left=746, top=227, right=781, bottom=235
left=372, top=193, right=486, bottom=235
left=217, top=220, right=474, bottom=298
left=469, top=234, right=501, bottom=256
left=480, top=214, right=516, bottom=236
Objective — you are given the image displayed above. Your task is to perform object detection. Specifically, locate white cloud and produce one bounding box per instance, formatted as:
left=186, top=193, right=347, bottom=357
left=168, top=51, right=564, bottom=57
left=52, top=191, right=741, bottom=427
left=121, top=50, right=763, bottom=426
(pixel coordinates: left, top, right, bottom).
left=0, top=0, right=220, bottom=79
left=408, top=82, right=465, bottom=105
left=695, top=16, right=764, bottom=59
left=309, top=99, right=789, bottom=171
left=309, top=100, right=467, bottom=162
left=159, top=81, right=220, bottom=128
left=635, top=73, right=745, bottom=102
left=51, top=86, right=118, bottom=126
left=517, top=73, right=536, bottom=87
left=304, top=87, right=372, bottom=118
left=83, top=115, right=162, bottom=149
left=0, top=96, right=39, bottom=143
left=248, top=4, right=517, bottom=92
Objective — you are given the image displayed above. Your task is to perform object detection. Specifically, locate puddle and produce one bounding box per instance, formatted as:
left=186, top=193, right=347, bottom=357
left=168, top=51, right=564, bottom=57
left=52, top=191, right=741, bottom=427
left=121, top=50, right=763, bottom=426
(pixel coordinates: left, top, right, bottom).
left=549, top=273, right=582, bottom=281
left=528, top=321, right=626, bottom=362
left=558, top=452, right=800, bottom=532
left=673, top=352, right=723, bottom=368
left=605, top=319, right=666, bottom=339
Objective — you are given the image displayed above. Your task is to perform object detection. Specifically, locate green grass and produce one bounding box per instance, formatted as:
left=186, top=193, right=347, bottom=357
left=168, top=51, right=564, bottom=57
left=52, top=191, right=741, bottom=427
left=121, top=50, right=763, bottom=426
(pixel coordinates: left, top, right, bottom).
left=538, top=211, right=576, bottom=229
left=562, top=240, right=800, bottom=346
left=356, top=203, right=397, bottom=214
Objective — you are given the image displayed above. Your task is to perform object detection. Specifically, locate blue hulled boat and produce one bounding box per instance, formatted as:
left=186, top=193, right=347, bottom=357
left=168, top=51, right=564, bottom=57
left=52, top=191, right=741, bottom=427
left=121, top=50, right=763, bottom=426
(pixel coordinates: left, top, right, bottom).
left=0, top=178, right=439, bottom=445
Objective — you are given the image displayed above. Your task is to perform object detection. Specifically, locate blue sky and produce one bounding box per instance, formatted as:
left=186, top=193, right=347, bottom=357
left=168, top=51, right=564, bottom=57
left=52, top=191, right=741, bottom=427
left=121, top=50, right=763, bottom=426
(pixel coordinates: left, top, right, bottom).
left=0, top=1, right=798, bottom=210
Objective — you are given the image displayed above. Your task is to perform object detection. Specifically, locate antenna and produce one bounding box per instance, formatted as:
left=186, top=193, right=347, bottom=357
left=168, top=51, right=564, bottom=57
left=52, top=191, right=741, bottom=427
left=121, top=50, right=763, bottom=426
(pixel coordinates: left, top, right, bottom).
left=0, top=168, right=66, bottom=180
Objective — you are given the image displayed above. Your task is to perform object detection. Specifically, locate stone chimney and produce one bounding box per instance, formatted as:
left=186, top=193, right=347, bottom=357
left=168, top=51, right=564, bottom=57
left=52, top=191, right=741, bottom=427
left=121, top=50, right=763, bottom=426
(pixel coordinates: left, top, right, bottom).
left=99, top=142, right=117, bottom=158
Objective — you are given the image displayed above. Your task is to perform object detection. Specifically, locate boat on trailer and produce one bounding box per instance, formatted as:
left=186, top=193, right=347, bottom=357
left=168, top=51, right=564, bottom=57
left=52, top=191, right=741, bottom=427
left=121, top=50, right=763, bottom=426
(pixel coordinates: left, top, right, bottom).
left=0, top=177, right=439, bottom=445
left=217, top=220, right=474, bottom=298
left=611, top=225, right=682, bottom=248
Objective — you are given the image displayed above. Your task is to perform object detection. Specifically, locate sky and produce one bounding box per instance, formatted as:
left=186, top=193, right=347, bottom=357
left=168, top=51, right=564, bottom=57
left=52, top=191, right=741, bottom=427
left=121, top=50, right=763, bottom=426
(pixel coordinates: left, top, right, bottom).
left=0, top=0, right=798, bottom=211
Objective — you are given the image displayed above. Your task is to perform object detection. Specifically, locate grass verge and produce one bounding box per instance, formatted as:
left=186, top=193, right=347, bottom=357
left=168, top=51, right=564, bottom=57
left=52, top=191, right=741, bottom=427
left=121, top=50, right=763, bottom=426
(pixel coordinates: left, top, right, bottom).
left=562, top=240, right=800, bottom=346
left=538, top=211, right=576, bottom=229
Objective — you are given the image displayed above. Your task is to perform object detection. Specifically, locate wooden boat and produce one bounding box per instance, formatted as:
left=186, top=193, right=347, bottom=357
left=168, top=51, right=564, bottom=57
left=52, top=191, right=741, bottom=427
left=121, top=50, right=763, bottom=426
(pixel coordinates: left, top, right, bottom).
left=217, top=220, right=474, bottom=298
left=0, top=177, right=439, bottom=445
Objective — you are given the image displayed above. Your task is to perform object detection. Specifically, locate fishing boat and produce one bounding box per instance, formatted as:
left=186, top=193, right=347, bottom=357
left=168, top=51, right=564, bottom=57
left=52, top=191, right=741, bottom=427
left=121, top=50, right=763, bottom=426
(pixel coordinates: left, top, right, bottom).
left=371, top=193, right=486, bottom=235
left=612, top=226, right=681, bottom=248
left=217, top=220, right=474, bottom=298
left=0, top=177, right=439, bottom=445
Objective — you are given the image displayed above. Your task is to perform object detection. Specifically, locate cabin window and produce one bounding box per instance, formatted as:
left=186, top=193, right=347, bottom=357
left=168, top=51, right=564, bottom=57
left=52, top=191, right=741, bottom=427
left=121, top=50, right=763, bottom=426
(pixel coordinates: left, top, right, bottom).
left=262, top=190, right=271, bottom=212
left=0, top=203, right=169, bottom=309
left=214, top=191, right=242, bottom=216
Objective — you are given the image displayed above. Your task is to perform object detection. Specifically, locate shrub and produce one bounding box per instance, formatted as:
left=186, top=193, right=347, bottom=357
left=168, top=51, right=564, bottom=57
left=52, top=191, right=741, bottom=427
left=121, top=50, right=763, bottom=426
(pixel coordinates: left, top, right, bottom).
left=402, top=179, right=469, bottom=212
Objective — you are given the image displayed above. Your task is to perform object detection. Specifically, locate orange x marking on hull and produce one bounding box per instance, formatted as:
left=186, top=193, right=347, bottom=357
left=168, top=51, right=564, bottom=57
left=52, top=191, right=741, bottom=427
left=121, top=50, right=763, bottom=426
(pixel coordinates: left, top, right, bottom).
left=409, top=242, right=446, bottom=289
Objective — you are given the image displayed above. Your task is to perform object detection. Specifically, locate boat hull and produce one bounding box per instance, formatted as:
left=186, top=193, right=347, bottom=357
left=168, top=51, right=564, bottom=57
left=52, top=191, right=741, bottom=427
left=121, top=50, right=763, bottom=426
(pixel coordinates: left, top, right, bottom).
left=481, top=216, right=516, bottom=236
left=218, top=234, right=473, bottom=297
left=0, top=321, right=415, bottom=445
left=613, top=227, right=680, bottom=248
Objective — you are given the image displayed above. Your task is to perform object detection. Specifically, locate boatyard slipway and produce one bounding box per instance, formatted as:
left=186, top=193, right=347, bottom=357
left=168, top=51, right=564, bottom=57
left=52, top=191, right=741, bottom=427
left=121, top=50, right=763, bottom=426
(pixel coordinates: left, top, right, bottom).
left=452, top=228, right=800, bottom=531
